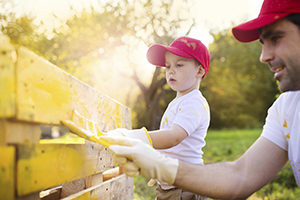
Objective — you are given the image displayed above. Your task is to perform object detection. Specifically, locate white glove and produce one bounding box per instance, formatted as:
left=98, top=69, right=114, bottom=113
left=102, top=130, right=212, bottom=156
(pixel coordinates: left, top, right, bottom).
left=102, top=136, right=178, bottom=185
left=105, top=127, right=153, bottom=147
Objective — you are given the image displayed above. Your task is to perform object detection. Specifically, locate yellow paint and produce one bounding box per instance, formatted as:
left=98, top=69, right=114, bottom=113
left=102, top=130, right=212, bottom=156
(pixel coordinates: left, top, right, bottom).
left=40, top=133, right=85, bottom=144
left=0, top=146, right=15, bottom=200
left=0, top=36, right=16, bottom=118
left=285, top=133, right=290, bottom=139
left=17, top=47, right=73, bottom=123
left=17, top=144, right=85, bottom=196
left=204, top=103, right=209, bottom=111
left=283, top=120, right=287, bottom=128
left=15, top=47, right=128, bottom=129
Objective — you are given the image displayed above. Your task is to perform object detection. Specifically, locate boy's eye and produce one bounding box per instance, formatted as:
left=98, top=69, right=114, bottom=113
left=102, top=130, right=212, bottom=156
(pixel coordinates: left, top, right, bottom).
left=176, top=63, right=183, bottom=67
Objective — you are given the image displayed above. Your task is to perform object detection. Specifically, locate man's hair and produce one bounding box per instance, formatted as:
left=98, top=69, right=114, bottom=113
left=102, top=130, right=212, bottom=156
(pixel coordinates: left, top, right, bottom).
left=286, top=13, right=300, bottom=30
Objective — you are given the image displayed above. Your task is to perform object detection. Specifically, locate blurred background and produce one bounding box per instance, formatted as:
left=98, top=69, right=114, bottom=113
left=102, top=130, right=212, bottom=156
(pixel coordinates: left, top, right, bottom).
left=3, top=1, right=298, bottom=199
left=0, top=0, right=278, bottom=131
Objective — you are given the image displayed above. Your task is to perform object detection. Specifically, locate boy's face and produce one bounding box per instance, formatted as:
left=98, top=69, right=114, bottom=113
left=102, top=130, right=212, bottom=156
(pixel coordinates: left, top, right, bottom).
left=259, top=19, right=300, bottom=92
left=165, top=51, right=204, bottom=97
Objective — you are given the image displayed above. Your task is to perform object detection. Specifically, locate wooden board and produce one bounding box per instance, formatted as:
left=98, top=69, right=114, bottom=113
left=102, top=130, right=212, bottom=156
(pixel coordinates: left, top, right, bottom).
left=0, top=145, right=15, bottom=200
left=17, top=143, right=114, bottom=196
left=0, top=35, right=16, bottom=118
left=62, top=174, right=133, bottom=200
left=16, top=46, right=131, bottom=130
left=0, top=37, right=131, bottom=131
left=0, top=120, right=41, bottom=145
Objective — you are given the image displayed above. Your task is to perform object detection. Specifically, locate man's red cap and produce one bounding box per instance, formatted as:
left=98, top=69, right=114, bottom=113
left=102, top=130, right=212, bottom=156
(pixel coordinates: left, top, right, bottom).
left=232, top=0, right=300, bottom=43
left=147, top=36, right=210, bottom=78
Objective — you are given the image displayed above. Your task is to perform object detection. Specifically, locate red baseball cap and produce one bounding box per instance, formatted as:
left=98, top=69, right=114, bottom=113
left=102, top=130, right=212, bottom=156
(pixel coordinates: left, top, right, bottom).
left=232, top=0, right=300, bottom=43
left=147, top=36, right=210, bottom=78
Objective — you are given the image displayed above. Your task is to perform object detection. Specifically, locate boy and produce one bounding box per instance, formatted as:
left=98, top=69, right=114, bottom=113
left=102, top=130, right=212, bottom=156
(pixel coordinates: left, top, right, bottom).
left=63, top=36, right=210, bottom=200
left=111, top=36, right=210, bottom=200
left=147, top=36, right=210, bottom=200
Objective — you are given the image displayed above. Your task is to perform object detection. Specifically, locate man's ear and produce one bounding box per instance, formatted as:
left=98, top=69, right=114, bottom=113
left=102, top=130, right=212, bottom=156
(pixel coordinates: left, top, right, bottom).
left=197, top=65, right=205, bottom=78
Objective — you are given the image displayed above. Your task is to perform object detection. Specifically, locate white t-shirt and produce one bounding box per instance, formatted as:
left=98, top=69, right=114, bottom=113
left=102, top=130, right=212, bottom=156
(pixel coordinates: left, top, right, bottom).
left=159, top=89, right=210, bottom=165
left=261, top=91, right=300, bottom=186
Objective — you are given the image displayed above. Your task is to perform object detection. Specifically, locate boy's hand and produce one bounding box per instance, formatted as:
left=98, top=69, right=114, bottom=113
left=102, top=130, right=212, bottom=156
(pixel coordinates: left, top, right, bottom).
left=101, top=136, right=178, bottom=185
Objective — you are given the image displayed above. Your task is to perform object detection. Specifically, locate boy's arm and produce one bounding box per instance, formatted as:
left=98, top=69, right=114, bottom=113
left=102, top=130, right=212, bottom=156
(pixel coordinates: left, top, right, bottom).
left=149, top=124, right=188, bottom=149
left=105, top=125, right=188, bottom=149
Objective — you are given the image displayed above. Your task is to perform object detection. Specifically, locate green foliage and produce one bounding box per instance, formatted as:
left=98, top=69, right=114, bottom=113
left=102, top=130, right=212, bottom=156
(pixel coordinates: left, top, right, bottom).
left=134, top=176, right=156, bottom=200
left=204, top=129, right=298, bottom=200
left=203, top=30, right=279, bottom=129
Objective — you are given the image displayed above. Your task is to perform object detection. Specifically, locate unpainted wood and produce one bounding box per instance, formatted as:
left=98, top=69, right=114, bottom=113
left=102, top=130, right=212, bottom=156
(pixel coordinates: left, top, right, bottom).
left=0, top=120, right=41, bottom=145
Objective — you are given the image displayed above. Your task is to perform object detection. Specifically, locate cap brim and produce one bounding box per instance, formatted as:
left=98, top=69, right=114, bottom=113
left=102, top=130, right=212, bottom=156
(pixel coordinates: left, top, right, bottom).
left=147, top=44, right=193, bottom=67
left=232, top=13, right=289, bottom=42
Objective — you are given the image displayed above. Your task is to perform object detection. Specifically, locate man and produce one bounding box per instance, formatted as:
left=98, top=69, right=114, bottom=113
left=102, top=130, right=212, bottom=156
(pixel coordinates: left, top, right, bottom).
left=64, top=0, right=300, bottom=199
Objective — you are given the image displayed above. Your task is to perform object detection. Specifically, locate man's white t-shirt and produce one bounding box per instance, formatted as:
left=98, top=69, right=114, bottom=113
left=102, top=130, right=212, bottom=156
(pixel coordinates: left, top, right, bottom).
left=261, top=91, right=300, bottom=186
left=159, top=89, right=210, bottom=165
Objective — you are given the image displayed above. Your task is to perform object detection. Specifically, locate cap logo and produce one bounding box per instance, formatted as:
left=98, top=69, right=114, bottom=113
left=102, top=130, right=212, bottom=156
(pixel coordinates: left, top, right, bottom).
left=179, top=39, right=197, bottom=50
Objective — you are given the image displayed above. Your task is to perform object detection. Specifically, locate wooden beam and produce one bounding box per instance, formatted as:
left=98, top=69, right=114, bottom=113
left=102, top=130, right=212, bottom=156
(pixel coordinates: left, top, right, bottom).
left=0, top=35, right=16, bottom=118
left=15, top=46, right=130, bottom=131
left=16, top=143, right=114, bottom=196
left=0, top=120, right=41, bottom=145
left=61, top=174, right=133, bottom=200
left=0, top=145, right=15, bottom=200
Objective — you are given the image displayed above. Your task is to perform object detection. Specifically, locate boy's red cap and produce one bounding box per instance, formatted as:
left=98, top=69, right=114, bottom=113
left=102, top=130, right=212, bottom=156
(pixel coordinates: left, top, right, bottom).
left=232, top=0, right=300, bottom=43
left=147, top=36, right=210, bottom=78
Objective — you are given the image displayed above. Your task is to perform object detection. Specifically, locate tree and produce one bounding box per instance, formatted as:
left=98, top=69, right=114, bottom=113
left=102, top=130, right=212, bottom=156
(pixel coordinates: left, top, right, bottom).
left=119, top=0, right=191, bottom=129
left=202, top=29, right=279, bottom=129
left=0, top=0, right=194, bottom=130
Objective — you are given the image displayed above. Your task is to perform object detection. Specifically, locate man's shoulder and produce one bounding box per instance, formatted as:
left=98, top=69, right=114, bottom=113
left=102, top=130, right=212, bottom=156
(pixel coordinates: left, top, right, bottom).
left=273, top=91, right=300, bottom=112
left=276, top=91, right=300, bottom=103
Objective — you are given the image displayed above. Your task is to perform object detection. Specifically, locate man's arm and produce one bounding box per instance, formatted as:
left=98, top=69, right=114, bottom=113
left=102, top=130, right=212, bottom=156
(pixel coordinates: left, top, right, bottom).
left=174, top=137, right=288, bottom=199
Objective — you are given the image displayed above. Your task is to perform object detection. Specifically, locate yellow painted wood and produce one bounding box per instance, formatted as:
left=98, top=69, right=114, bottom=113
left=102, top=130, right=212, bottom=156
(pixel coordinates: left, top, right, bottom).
left=62, top=174, right=133, bottom=200
left=0, top=35, right=17, bottom=118
left=0, top=145, right=15, bottom=200
left=17, top=143, right=114, bottom=196
left=15, top=46, right=130, bottom=131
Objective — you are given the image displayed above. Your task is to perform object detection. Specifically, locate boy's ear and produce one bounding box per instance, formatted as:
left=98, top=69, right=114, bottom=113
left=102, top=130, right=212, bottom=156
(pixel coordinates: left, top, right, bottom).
left=197, top=65, right=205, bottom=78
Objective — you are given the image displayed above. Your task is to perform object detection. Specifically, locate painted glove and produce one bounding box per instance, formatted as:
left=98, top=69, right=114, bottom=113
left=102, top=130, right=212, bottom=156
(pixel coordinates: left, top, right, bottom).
left=105, top=127, right=153, bottom=147
left=102, top=136, right=179, bottom=185
left=61, top=110, right=110, bottom=147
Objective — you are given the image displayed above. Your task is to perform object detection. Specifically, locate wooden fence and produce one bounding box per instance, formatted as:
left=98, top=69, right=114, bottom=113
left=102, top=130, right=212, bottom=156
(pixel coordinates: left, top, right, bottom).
left=0, top=35, right=133, bottom=200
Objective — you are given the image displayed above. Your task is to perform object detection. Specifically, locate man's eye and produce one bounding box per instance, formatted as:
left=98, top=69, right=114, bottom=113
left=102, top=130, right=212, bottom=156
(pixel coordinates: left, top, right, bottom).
left=271, top=36, right=281, bottom=43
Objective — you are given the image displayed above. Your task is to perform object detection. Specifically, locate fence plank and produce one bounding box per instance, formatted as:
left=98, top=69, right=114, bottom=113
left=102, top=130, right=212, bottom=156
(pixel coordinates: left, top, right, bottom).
left=0, top=145, right=15, bottom=200
left=17, top=143, right=113, bottom=196
left=15, top=47, right=130, bottom=131
left=0, top=120, right=40, bottom=145
left=62, top=174, right=133, bottom=200
left=0, top=35, right=16, bottom=118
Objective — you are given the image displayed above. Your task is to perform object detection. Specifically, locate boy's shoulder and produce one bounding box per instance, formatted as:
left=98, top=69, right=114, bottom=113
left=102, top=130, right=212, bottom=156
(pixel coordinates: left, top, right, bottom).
left=176, top=91, right=208, bottom=110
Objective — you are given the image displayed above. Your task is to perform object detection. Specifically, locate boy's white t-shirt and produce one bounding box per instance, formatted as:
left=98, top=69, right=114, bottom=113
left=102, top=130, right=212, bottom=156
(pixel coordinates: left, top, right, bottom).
left=159, top=89, right=210, bottom=165
left=261, top=91, right=300, bottom=186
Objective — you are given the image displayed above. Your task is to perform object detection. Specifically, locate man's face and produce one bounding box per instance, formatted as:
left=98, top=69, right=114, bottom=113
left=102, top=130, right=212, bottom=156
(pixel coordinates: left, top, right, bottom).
left=259, top=19, right=300, bottom=92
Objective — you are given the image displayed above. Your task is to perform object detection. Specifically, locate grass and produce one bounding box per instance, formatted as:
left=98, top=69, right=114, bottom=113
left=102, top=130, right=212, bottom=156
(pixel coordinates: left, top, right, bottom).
left=134, top=129, right=299, bottom=200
